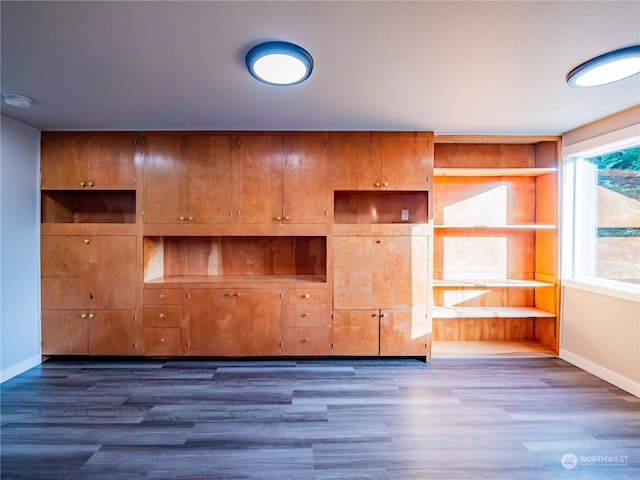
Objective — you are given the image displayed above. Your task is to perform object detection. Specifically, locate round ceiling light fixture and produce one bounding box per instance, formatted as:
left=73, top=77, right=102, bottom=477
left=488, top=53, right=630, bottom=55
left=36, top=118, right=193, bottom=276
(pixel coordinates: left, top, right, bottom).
left=566, top=45, right=640, bottom=88
left=2, top=93, right=32, bottom=108
left=246, top=41, right=313, bottom=86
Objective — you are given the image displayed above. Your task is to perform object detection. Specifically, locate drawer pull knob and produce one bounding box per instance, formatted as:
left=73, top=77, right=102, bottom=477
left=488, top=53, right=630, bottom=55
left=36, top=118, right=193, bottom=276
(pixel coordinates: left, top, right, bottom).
left=303, top=312, right=310, bottom=317
left=303, top=337, right=310, bottom=342
left=88, top=181, right=94, bottom=187
left=375, top=182, right=381, bottom=187
left=160, top=338, right=165, bottom=343
left=188, top=216, right=194, bottom=221
left=88, top=313, right=95, bottom=319
left=80, top=181, right=86, bottom=187
left=81, top=313, right=87, bottom=319
left=84, top=239, right=90, bottom=244
left=159, top=294, right=165, bottom=299
left=179, top=216, right=186, bottom=221
left=383, top=182, right=389, bottom=187
left=304, top=294, right=310, bottom=299
left=275, top=216, right=282, bottom=221
left=159, top=313, right=165, bottom=319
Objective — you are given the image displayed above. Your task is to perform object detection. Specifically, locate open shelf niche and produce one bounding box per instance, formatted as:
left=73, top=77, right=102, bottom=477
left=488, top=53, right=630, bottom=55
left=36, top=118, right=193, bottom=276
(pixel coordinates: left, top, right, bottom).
left=143, top=235, right=327, bottom=284
left=42, top=190, right=136, bottom=224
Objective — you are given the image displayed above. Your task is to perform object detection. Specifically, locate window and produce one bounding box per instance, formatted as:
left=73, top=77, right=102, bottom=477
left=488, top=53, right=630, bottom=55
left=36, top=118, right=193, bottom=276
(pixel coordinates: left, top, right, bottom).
left=563, top=137, right=640, bottom=289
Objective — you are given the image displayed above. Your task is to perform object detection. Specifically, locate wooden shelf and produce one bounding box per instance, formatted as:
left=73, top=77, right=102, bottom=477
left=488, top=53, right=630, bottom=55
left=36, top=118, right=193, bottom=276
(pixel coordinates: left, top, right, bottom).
left=434, top=279, right=555, bottom=288
left=144, top=275, right=327, bottom=285
left=434, top=167, right=556, bottom=177
left=433, top=306, right=555, bottom=319
left=434, top=224, right=556, bottom=230
left=432, top=340, right=556, bottom=357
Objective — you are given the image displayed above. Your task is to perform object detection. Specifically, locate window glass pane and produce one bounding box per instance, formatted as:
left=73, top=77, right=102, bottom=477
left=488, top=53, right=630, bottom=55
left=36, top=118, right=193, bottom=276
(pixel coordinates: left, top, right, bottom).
left=585, top=145, right=640, bottom=285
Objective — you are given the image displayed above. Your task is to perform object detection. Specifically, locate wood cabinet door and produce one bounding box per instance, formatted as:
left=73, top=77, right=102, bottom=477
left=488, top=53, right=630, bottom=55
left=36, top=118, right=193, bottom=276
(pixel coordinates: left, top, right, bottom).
left=333, top=236, right=376, bottom=309
left=91, top=236, right=137, bottom=309
left=235, top=289, right=282, bottom=356
left=41, top=135, right=88, bottom=189
left=372, top=236, right=413, bottom=309
left=88, top=310, right=137, bottom=355
left=282, top=134, right=328, bottom=223
left=331, top=132, right=381, bottom=190
left=332, top=309, right=379, bottom=355
left=238, top=135, right=283, bottom=224
left=186, top=134, right=235, bottom=224
left=143, top=134, right=187, bottom=223
left=85, top=134, right=137, bottom=189
left=41, top=134, right=136, bottom=189
left=334, top=236, right=412, bottom=309
left=379, top=310, right=429, bottom=356
left=41, top=310, right=89, bottom=355
left=188, top=289, right=236, bottom=356
left=41, top=235, right=95, bottom=309
left=380, top=134, right=431, bottom=190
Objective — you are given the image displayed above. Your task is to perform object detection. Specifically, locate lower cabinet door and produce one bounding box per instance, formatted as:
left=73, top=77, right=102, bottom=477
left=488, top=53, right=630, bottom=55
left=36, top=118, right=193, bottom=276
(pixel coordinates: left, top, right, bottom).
left=332, top=309, right=380, bottom=355
left=234, top=289, right=282, bottom=356
left=88, top=310, right=137, bottom=355
left=41, top=310, right=89, bottom=355
left=379, top=309, right=429, bottom=356
left=188, top=289, right=236, bottom=356
left=143, top=327, right=183, bottom=356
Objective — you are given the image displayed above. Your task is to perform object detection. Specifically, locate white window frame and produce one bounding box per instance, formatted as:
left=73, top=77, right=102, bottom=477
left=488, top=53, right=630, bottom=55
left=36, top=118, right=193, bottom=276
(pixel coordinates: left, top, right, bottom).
left=562, top=124, right=640, bottom=302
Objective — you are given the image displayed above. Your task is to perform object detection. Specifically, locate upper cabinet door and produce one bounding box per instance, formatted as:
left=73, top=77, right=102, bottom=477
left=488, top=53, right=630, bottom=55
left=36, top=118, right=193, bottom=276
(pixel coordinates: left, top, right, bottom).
left=331, top=132, right=380, bottom=190
left=143, top=134, right=187, bottom=224
left=186, top=134, right=235, bottom=224
left=380, top=133, right=432, bottom=190
left=41, top=133, right=136, bottom=190
left=282, top=134, right=328, bottom=224
left=238, top=135, right=283, bottom=224
left=331, top=132, right=433, bottom=190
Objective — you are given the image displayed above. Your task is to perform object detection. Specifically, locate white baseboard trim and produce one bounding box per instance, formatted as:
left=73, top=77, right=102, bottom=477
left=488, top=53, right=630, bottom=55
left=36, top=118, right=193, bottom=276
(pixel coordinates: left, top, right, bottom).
left=1, top=355, right=42, bottom=383
left=560, top=349, right=640, bottom=397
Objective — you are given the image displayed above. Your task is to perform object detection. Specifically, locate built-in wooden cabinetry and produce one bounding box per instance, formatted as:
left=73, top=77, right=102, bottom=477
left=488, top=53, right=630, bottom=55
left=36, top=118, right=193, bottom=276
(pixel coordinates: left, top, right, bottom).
left=431, top=137, right=561, bottom=356
left=41, top=133, right=140, bottom=356
left=40, top=130, right=559, bottom=360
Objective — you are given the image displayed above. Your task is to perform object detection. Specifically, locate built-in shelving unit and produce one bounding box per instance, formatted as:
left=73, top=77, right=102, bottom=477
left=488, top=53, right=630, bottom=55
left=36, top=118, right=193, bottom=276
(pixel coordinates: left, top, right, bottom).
left=431, top=138, right=560, bottom=356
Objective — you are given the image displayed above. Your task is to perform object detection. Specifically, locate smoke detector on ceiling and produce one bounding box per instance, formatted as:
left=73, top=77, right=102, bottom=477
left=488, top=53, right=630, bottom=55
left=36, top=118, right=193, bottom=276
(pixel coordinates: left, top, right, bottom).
left=2, top=93, right=33, bottom=108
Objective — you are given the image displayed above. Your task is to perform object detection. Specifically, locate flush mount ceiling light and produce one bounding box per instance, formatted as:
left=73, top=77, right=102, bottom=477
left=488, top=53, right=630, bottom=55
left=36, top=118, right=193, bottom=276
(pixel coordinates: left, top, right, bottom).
left=2, top=93, right=32, bottom=108
left=246, top=41, right=313, bottom=86
left=567, top=46, right=640, bottom=88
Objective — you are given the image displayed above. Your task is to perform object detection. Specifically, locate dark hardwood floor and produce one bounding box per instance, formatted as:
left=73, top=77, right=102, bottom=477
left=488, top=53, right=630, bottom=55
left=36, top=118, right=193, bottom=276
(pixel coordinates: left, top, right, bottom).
left=1, top=357, right=638, bottom=479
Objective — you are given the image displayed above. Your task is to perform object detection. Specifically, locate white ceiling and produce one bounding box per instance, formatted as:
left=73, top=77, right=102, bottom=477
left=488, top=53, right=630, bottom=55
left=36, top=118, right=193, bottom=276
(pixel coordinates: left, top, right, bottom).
left=1, top=1, right=639, bottom=134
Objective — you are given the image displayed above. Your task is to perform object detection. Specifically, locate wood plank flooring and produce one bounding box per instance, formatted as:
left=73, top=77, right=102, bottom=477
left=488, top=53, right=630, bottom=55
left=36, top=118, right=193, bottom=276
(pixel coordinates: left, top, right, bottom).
left=1, top=357, right=639, bottom=479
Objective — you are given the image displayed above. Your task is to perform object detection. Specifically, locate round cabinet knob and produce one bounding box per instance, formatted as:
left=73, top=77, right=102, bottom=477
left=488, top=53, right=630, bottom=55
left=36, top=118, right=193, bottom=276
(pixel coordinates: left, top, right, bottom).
left=179, top=216, right=186, bottom=221
left=158, top=313, right=165, bottom=319
left=383, top=182, right=389, bottom=187
left=159, top=294, right=165, bottom=299
left=375, top=182, right=381, bottom=187
left=188, top=216, right=194, bottom=221
left=303, top=312, right=310, bottom=317
left=379, top=313, right=385, bottom=318
left=84, top=239, right=90, bottom=244
left=235, top=292, right=242, bottom=297
left=303, top=337, right=310, bottom=342
left=88, top=313, right=95, bottom=319
left=80, top=182, right=86, bottom=187
left=284, top=216, right=290, bottom=221
left=275, top=216, right=282, bottom=221
left=81, top=313, right=87, bottom=319
left=88, top=182, right=94, bottom=187
left=304, top=294, right=310, bottom=299
left=160, top=338, right=165, bottom=343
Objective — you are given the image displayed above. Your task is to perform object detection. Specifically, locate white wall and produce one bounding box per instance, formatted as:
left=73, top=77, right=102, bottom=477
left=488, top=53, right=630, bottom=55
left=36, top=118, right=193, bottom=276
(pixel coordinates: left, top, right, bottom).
left=561, top=105, right=640, bottom=396
left=1, top=115, right=41, bottom=382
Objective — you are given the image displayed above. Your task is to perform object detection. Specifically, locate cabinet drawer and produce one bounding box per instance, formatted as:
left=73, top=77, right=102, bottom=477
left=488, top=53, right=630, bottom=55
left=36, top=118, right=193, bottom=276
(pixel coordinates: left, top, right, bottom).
left=288, top=288, right=326, bottom=305
left=286, top=304, right=327, bottom=328
left=143, top=305, right=182, bottom=327
left=142, top=328, right=183, bottom=356
left=282, top=327, right=329, bottom=356
left=143, top=288, right=182, bottom=305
